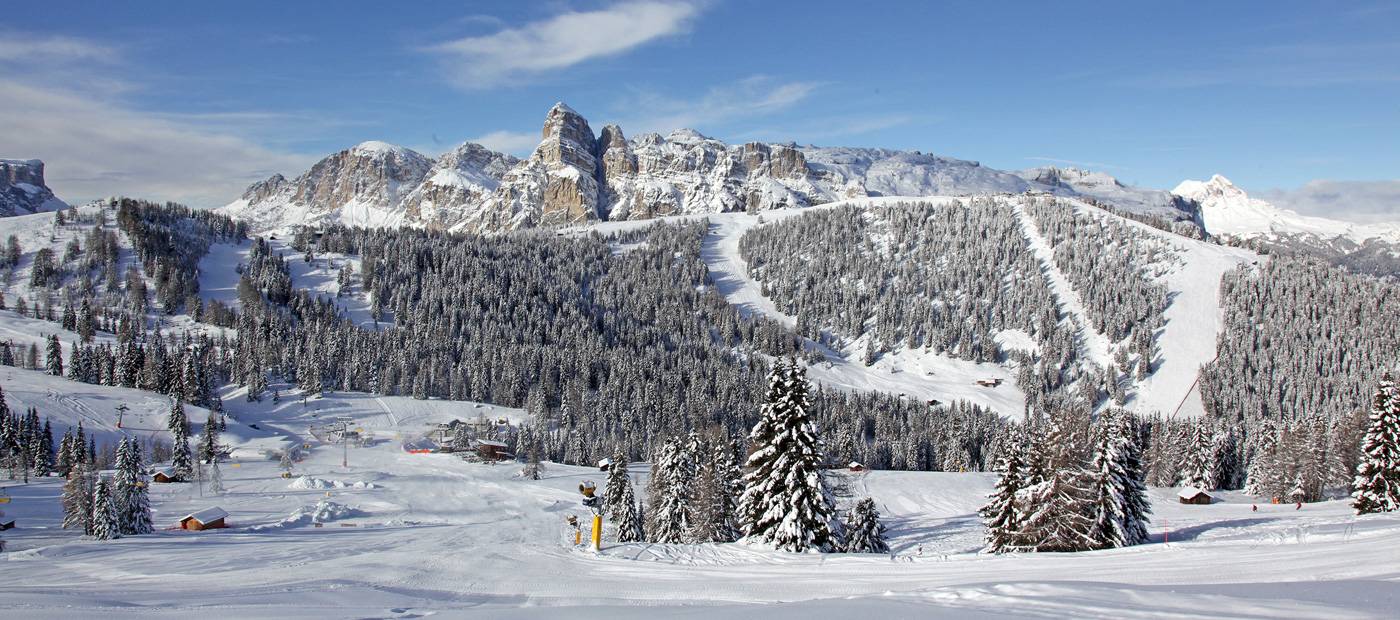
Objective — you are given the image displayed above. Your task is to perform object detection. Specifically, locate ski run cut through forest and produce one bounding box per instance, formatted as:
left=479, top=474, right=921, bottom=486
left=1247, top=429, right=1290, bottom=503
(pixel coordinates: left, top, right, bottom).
left=0, top=187, right=1397, bottom=619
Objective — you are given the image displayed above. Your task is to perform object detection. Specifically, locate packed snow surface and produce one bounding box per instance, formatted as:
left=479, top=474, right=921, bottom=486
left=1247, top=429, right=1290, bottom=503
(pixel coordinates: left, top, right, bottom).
left=0, top=368, right=1397, bottom=617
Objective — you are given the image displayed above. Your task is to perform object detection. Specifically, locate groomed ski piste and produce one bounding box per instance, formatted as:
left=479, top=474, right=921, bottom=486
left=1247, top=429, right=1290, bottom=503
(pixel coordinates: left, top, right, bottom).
left=3, top=197, right=1395, bottom=618
left=1, top=365, right=1399, bottom=618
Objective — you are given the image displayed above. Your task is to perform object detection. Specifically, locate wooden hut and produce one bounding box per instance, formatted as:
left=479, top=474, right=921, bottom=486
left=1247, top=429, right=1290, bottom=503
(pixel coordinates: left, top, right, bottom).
left=475, top=439, right=510, bottom=461
left=180, top=507, right=228, bottom=530
left=151, top=467, right=177, bottom=483
left=848, top=461, right=867, bottom=473
left=1178, top=486, right=1213, bottom=505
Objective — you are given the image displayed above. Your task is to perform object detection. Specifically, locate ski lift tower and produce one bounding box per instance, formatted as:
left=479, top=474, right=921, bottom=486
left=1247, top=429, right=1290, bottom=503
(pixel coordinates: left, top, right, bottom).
left=335, top=416, right=354, bottom=468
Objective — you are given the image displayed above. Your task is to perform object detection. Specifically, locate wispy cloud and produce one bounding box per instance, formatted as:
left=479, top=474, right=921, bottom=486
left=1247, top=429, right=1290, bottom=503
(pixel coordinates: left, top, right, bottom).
left=0, top=33, right=316, bottom=208
left=617, top=75, right=820, bottom=135
left=426, top=1, right=701, bottom=89
left=0, top=32, right=118, bottom=63
left=467, top=130, right=541, bottom=156
left=1260, top=179, right=1400, bottom=224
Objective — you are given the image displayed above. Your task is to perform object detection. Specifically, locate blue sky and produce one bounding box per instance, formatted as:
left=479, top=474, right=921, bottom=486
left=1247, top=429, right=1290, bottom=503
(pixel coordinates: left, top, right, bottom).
left=3, top=1, right=1398, bottom=219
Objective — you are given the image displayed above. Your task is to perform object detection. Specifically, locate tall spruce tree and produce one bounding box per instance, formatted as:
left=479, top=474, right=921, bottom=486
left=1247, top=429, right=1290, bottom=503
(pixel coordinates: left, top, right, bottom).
left=737, top=359, right=838, bottom=552
left=981, top=430, right=1027, bottom=553
left=842, top=497, right=889, bottom=553
left=61, top=468, right=94, bottom=533
left=90, top=478, right=120, bottom=540
left=1015, top=410, right=1095, bottom=552
left=169, top=399, right=194, bottom=481
left=1354, top=372, right=1400, bottom=515
left=114, top=439, right=153, bottom=535
left=645, top=437, right=691, bottom=543
left=1084, top=410, right=1151, bottom=549
left=603, top=455, right=643, bottom=543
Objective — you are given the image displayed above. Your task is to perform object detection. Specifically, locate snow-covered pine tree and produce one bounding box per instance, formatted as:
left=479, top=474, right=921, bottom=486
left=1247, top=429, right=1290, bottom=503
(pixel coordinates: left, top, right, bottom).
left=1014, top=409, right=1095, bottom=552
left=603, top=456, right=643, bottom=543
left=690, top=437, right=742, bottom=543
left=1084, top=410, right=1151, bottom=549
left=737, top=359, right=838, bottom=552
left=1179, top=421, right=1215, bottom=490
left=603, top=452, right=632, bottom=520
left=199, top=412, right=220, bottom=464
left=114, top=439, right=153, bottom=535
left=981, top=430, right=1027, bottom=553
left=61, top=467, right=93, bottom=533
left=45, top=334, right=63, bottom=376
left=645, top=437, right=691, bottom=543
left=208, top=459, right=225, bottom=495
left=169, top=400, right=194, bottom=481
left=1353, top=372, right=1400, bottom=515
left=90, top=477, right=120, bottom=540
left=842, top=497, right=889, bottom=553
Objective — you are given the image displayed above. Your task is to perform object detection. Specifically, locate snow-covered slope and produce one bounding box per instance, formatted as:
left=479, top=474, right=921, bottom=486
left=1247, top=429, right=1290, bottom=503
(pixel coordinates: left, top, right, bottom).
left=1, top=158, right=67, bottom=217
left=1175, top=174, right=1400, bottom=245
left=0, top=373, right=1395, bottom=617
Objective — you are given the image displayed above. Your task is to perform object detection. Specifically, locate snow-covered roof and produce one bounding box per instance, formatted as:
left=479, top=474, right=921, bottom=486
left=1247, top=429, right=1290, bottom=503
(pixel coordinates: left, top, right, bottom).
left=475, top=439, right=509, bottom=448
left=1178, top=486, right=1209, bottom=498
left=151, top=466, right=176, bottom=477
left=183, top=507, right=228, bottom=524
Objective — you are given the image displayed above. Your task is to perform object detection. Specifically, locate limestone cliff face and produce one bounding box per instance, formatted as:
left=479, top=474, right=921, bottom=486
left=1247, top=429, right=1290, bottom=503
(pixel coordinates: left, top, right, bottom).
left=1, top=158, right=67, bottom=217
left=225, top=101, right=1202, bottom=233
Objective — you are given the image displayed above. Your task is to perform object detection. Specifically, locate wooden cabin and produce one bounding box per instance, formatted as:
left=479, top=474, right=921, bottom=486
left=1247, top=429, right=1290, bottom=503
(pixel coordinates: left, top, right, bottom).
left=975, top=378, right=1003, bottom=388
left=475, top=439, right=510, bottom=461
left=1178, top=486, right=1213, bottom=505
left=180, top=507, right=228, bottom=530
left=151, top=467, right=178, bottom=483
left=848, top=461, right=867, bottom=473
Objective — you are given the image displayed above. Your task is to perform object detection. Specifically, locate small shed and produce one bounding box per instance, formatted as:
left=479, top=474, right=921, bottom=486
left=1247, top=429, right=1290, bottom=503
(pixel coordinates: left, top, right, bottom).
left=597, top=457, right=614, bottom=472
left=475, top=439, right=510, bottom=461
left=180, top=507, right=229, bottom=530
left=848, top=461, right=867, bottom=472
left=975, top=378, right=1003, bottom=388
left=151, top=467, right=178, bottom=483
left=1178, top=486, right=1213, bottom=505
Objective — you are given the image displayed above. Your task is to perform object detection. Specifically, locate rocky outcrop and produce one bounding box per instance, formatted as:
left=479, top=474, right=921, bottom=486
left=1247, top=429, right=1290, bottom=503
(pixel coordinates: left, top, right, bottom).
left=400, top=143, right=518, bottom=230
left=1, top=158, right=67, bottom=217
left=223, top=141, right=511, bottom=231
left=225, top=102, right=1205, bottom=233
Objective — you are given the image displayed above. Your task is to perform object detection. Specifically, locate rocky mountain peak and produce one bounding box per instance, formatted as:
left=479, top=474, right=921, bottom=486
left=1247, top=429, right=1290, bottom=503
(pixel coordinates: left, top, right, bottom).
left=1, top=158, right=68, bottom=217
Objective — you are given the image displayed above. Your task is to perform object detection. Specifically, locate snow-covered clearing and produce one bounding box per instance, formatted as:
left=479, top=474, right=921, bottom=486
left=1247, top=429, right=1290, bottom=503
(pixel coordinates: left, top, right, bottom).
left=1, top=369, right=1397, bottom=618
left=199, top=236, right=383, bottom=329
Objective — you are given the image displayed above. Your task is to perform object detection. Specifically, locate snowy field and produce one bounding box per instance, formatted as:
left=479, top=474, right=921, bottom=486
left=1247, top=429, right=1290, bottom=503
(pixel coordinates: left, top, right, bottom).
left=2, top=368, right=1398, bottom=618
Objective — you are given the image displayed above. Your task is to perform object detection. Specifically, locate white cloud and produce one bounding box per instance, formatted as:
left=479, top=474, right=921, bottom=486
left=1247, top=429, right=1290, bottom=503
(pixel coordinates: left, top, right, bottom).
left=0, top=32, right=117, bottom=63
left=1260, top=179, right=1400, bottom=224
left=427, top=1, right=700, bottom=88
left=467, top=130, right=541, bottom=156
left=0, top=80, right=316, bottom=208
left=0, top=33, right=315, bottom=208
left=618, top=76, right=820, bottom=135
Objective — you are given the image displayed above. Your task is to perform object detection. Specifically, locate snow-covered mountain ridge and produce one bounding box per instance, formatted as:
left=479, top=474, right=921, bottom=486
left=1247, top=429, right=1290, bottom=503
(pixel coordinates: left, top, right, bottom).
left=222, top=103, right=1202, bottom=233
left=1174, top=174, right=1400, bottom=245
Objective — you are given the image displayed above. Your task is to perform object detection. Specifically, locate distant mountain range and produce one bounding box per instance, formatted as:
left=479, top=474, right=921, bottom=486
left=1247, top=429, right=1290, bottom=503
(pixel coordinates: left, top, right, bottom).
left=5, top=102, right=1397, bottom=274
left=219, top=103, right=1203, bottom=234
